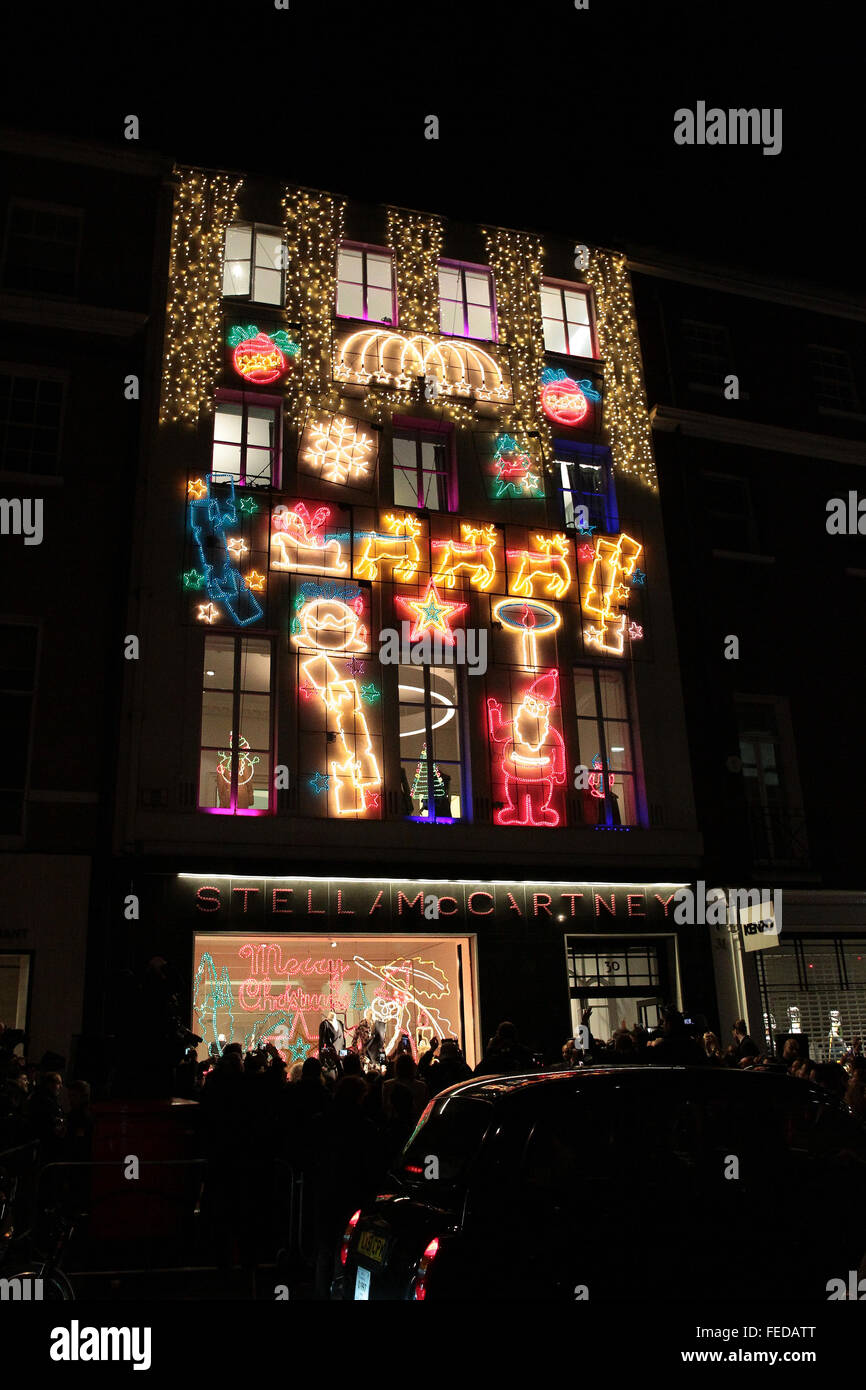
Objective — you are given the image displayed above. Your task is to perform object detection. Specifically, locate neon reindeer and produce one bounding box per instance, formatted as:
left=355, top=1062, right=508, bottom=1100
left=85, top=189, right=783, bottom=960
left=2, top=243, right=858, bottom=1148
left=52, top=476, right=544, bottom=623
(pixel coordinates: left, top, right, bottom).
left=507, top=533, right=573, bottom=600
left=271, top=502, right=348, bottom=575
left=431, top=522, right=498, bottom=591
left=354, top=512, right=423, bottom=581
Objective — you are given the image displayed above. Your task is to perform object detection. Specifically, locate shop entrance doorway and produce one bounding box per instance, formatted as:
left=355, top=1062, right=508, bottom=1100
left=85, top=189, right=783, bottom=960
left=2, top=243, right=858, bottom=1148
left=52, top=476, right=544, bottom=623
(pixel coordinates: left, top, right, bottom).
left=566, top=936, right=674, bottom=1045
left=192, top=932, right=479, bottom=1069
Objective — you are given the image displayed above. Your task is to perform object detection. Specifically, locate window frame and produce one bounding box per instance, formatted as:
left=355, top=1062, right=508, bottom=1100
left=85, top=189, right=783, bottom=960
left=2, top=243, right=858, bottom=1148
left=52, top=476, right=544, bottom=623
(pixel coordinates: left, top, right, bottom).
left=734, top=693, right=808, bottom=866
left=701, top=470, right=759, bottom=553
left=555, top=443, right=616, bottom=534
left=398, top=662, right=466, bottom=824
left=438, top=259, right=498, bottom=343
left=198, top=633, right=275, bottom=817
left=336, top=241, right=397, bottom=326
left=540, top=277, right=596, bottom=359
left=0, top=362, right=68, bottom=480
left=807, top=343, right=859, bottom=412
left=211, top=389, right=283, bottom=488
left=0, top=617, right=41, bottom=843
left=1, top=198, right=84, bottom=299
left=573, top=664, right=643, bottom=828
left=222, top=222, right=286, bottom=307
left=391, top=416, right=456, bottom=512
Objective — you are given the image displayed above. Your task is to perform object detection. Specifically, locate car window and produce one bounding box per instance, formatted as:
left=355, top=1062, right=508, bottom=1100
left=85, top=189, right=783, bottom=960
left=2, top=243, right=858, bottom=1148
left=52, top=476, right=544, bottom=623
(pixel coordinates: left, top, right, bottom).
left=398, top=1095, right=493, bottom=1186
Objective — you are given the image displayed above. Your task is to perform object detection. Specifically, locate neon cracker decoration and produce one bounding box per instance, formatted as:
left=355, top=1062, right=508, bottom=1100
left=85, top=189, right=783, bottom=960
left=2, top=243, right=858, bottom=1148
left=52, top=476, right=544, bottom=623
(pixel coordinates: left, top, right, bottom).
left=354, top=513, right=423, bottom=581
left=581, top=531, right=643, bottom=655
left=588, top=754, right=615, bottom=800
left=396, top=578, right=467, bottom=645
left=271, top=502, right=348, bottom=575
left=491, top=434, right=543, bottom=499
left=487, top=669, right=565, bottom=826
left=507, top=533, right=573, bottom=600
left=188, top=473, right=264, bottom=627
left=292, top=597, right=383, bottom=816
left=227, top=324, right=300, bottom=385
left=540, top=367, right=602, bottom=426
left=431, top=522, right=498, bottom=591
left=302, top=413, right=376, bottom=486
left=492, top=597, right=561, bottom=669
left=334, top=328, right=511, bottom=402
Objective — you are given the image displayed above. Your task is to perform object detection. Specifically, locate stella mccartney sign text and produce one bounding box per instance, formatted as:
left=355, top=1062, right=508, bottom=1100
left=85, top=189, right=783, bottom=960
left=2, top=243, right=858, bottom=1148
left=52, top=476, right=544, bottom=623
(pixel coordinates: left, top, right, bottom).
left=180, top=876, right=685, bottom=928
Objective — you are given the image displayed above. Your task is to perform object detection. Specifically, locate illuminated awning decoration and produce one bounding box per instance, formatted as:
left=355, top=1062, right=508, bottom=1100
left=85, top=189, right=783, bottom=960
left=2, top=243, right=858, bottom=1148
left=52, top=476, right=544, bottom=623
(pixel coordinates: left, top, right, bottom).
left=334, top=328, right=512, bottom=402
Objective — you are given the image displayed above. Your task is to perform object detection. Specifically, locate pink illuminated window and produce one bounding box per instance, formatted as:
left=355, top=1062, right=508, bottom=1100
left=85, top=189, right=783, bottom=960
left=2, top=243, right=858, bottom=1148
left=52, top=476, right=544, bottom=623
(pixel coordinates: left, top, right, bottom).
left=199, top=635, right=273, bottom=815
left=438, top=261, right=496, bottom=341
left=336, top=245, right=396, bottom=324
left=541, top=280, right=594, bottom=358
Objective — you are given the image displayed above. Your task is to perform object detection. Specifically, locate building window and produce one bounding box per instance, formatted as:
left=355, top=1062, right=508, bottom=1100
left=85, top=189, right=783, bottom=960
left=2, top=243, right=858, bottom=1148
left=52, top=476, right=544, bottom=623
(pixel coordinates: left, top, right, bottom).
left=735, top=697, right=808, bottom=866
left=2, top=201, right=83, bottom=297
left=0, top=369, right=65, bottom=476
left=558, top=453, right=614, bottom=532
left=398, top=665, right=463, bottom=821
left=0, top=623, right=38, bottom=836
left=701, top=472, right=758, bottom=552
left=222, top=224, right=285, bottom=305
left=212, top=394, right=280, bottom=487
left=807, top=345, right=859, bottom=411
left=541, top=281, right=593, bottom=358
left=754, top=937, right=866, bottom=1061
left=573, top=666, right=640, bottom=826
left=393, top=427, right=453, bottom=511
left=336, top=245, right=395, bottom=324
left=682, top=319, right=733, bottom=387
left=199, top=635, right=272, bottom=814
left=438, top=262, right=496, bottom=341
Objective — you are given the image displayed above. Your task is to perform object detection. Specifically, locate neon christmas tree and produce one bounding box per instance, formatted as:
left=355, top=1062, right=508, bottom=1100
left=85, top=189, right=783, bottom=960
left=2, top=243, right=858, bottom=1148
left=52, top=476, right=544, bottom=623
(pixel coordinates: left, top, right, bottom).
left=412, top=743, right=446, bottom=802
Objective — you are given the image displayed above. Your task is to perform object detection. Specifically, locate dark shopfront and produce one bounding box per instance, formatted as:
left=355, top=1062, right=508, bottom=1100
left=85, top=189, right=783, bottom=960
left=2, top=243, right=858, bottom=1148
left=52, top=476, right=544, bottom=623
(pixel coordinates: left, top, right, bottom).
left=129, top=874, right=720, bottom=1067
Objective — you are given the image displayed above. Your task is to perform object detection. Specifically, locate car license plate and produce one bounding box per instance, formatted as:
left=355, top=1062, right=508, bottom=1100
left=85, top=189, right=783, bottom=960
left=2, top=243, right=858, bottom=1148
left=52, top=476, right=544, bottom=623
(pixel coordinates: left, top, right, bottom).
left=354, top=1266, right=371, bottom=1300
left=358, top=1229, right=386, bottom=1263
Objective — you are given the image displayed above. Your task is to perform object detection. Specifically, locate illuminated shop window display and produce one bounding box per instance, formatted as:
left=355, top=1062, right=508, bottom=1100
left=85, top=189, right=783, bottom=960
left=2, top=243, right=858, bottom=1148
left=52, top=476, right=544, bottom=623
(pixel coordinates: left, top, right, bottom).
left=398, top=664, right=463, bottom=821
left=753, top=938, right=866, bottom=1060
left=193, top=933, right=478, bottom=1069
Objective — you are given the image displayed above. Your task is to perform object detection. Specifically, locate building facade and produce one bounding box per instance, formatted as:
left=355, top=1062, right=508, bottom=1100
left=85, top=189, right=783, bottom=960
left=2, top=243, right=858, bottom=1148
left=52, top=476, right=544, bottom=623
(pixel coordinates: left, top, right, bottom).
left=631, top=249, right=866, bottom=1060
left=0, top=130, right=166, bottom=1066
left=106, top=169, right=708, bottom=1075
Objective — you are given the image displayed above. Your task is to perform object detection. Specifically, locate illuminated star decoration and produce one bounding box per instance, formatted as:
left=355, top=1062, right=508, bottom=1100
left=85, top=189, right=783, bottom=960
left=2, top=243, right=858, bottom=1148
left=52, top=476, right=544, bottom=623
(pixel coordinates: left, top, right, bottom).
left=197, top=602, right=220, bottom=624
left=366, top=791, right=380, bottom=809
left=395, top=578, right=467, bottom=645
left=628, top=621, right=644, bottom=640
left=183, top=569, right=206, bottom=590
left=187, top=477, right=208, bottom=500
left=630, top=568, right=646, bottom=586
left=246, top=570, right=266, bottom=592
left=360, top=683, right=380, bottom=702
left=227, top=537, right=248, bottom=560
left=577, top=523, right=597, bottom=536
left=288, top=1034, right=312, bottom=1064
left=346, top=654, right=366, bottom=677
left=309, top=771, right=330, bottom=794
left=237, top=496, right=259, bottom=515
left=299, top=680, right=318, bottom=700
left=577, top=543, right=595, bottom=562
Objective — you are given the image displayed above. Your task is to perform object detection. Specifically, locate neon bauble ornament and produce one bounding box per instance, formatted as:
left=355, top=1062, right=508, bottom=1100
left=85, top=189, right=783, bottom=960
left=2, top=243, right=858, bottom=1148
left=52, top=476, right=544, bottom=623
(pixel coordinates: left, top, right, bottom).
left=540, top=367, right=601, bottom=426
left=227, top=324, right=300, bottom=385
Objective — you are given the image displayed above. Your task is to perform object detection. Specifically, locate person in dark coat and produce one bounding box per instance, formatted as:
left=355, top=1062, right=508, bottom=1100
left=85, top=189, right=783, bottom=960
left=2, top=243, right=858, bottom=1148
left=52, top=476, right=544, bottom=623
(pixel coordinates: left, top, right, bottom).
left=473, top=1021, right=535, bottom=1077
left=730, top=1019, right=760, bottom=1063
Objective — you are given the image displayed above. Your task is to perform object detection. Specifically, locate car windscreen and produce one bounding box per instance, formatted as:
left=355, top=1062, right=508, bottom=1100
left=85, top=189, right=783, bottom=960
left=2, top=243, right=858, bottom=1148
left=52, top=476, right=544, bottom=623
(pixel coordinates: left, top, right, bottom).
left=397, top=1094, right=494, bottom=1187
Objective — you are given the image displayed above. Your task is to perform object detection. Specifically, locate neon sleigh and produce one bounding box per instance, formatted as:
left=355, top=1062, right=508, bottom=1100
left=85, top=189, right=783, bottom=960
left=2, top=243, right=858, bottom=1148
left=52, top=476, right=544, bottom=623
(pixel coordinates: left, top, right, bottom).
left=188, top=473, right=264, bottom=626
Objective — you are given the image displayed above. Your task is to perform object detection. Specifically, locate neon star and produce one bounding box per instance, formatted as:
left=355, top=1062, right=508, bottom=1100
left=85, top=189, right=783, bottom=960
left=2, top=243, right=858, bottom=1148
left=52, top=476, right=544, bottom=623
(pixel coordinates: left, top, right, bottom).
left=288, top=1035, right=312, bottom=1064
left=395, top=578, right=467, bottom=645
left=360, top=683, right=380, bottom=702
left=299, top=680, right=317, bottom=700
left=227, top=537, right=248, bottom=560
left=366, top=791, right=380, bottom=809
left=197, top=602, right=220, bottom=624
left=237, top=496, right=259, bottom=515
left=246, top=570, right=266, bottom=592
left=346, top=655, right=366, bottom=676
left=183, top=569, right=206, bottom=590
left=577, top=543, right=595, bottom=562
left=187, top=478, right=208, bottom=500
left=628, top=621, right=644, bottom=640
left=309, top=771, right=331, bottom=794
left=631, top=568, right=646, bottom=586
left=577, top=523, right=597, bottom=536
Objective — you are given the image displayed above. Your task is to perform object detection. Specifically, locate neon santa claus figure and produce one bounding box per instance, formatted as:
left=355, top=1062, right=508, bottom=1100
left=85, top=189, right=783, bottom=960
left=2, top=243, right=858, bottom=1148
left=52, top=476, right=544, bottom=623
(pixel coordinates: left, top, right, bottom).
left=487, top=668, right=566, bottom=826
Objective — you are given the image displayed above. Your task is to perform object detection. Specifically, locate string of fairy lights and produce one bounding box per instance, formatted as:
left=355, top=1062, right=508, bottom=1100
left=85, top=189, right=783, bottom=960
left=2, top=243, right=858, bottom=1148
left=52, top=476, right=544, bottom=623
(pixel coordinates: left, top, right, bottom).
left=584, top=248, right=658, bottom=491
left=158, top=167, right=658, bottom=493
left=160, top=168, right=243, bottom=425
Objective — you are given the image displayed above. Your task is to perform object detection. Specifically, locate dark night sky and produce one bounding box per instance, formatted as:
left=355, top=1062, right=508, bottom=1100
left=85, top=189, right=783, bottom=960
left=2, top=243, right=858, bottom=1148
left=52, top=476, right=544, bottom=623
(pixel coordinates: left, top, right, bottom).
left=3, top=1, right=861, bottom=289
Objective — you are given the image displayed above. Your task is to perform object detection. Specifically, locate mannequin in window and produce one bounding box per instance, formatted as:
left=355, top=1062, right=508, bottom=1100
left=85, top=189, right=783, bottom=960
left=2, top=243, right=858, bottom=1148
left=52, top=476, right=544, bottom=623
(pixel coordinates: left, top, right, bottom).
left=364, top=1006, right=387, bottom=1070
left=319, top=1010, right=345, bottom=1055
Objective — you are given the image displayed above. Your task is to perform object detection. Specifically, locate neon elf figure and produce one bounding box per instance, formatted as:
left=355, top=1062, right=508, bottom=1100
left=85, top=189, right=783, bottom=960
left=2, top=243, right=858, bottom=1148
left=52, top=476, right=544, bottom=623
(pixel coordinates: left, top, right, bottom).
left=293, top=597, right=382, bottom=815
left=487, top=668, right=566, bottom=826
